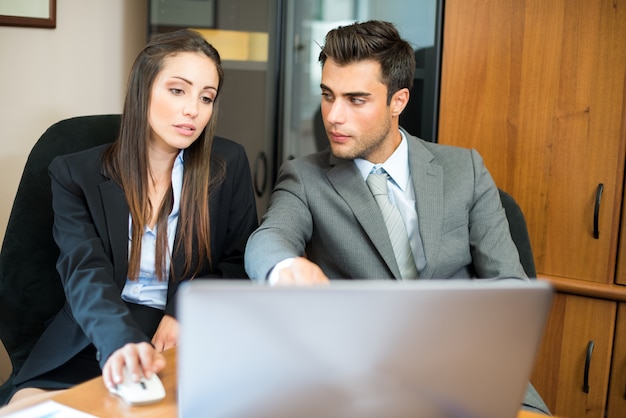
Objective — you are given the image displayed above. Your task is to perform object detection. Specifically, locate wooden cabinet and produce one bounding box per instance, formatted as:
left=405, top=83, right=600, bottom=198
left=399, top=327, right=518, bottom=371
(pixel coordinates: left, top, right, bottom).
left=607, top=303, right=626, bottom=417
left=615, top=201, right=626, bottom=286
left=437, top=0, right=626, bottom=416
left=438, top=0, right=626, bottom=285
left=530, top=294, right=616, bottom=417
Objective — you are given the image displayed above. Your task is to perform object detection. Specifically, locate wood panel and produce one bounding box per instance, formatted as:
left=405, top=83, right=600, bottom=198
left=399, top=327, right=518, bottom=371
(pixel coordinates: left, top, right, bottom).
left=439, top=0, right=626, bottom=283
left=606, top=303, right=626, bottom=418
left=540, top=275, right=626, bottom=303
left=531, top=293, right=616, bottom=417
left=614, top=187, right=626, bottom=285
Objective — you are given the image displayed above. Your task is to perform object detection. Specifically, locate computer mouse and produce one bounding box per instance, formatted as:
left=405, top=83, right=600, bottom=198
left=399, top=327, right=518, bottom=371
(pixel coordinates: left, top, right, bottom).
left=108, top=367, right=166, bottom=406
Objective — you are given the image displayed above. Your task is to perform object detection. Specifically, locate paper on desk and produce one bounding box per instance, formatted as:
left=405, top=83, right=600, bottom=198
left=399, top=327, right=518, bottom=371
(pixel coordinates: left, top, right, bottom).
left=3, top=400, right=98, bottom=418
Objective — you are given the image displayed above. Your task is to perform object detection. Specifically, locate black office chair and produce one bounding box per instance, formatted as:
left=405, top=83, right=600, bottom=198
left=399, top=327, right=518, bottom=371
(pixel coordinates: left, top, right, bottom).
left=498, top=189, right=536, bottom=278
left=312, top=106, right=328, bottom=152
left=492, top=191, right=548, bottom=414
left=0, top=115, right=122, bottom=404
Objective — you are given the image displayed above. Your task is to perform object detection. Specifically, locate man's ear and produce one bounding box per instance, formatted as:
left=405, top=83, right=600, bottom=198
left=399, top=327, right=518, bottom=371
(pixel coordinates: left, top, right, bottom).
left=390, top=88, right=410, bottom=117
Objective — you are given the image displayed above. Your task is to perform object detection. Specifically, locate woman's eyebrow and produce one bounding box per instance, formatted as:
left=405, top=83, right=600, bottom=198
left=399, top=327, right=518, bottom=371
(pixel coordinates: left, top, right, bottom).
left=171, top=76, right=217, bottom=91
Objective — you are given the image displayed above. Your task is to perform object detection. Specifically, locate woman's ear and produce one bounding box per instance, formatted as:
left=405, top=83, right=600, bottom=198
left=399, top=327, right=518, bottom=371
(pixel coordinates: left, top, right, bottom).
left=390, top=88, right=410, bottom=117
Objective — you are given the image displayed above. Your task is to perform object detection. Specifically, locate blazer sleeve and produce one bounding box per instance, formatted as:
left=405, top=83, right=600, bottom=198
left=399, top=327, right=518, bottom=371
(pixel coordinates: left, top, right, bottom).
left=245, top=158, right=313, bottom=281
left=49, top=155, right=150, bottom=368
left=467, top=149, right=528, bottom=279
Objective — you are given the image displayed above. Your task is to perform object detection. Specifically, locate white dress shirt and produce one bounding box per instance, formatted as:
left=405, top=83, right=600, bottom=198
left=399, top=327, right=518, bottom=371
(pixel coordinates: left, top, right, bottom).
left=121, top=150, right=184, bottom=309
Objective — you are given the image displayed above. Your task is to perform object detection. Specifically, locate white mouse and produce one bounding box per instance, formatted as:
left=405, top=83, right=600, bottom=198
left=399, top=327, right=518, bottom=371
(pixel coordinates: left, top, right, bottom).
left=108, top=367, right=166, bottom=406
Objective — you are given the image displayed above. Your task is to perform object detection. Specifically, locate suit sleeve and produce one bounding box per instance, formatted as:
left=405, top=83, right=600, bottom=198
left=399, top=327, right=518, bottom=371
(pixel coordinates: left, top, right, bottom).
left=245, top=159, right=313, bottom=281
left=49, top=156, right=149, bottom=368
left=467, top=149, right=528, bottom=279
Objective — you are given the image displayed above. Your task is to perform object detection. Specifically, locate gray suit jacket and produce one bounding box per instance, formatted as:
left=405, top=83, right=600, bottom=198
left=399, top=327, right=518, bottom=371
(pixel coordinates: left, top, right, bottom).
left=245, top=130, right=526, bottom=281
left=243, top=131, right=551, bottom=415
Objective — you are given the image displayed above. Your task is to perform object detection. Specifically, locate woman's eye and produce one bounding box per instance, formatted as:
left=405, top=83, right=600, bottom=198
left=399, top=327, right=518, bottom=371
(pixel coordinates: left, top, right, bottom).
left=170, top=88, right=184, bottom=95
left=201, top=96, right=214, bottom=104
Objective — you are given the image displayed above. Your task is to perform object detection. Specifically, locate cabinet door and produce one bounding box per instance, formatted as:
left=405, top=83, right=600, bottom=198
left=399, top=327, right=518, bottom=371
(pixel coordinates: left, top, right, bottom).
left=615, top=201, right=626, bottom=286
left=438, top=0, right=626, bottom=283
left=607, top=302, right=626, bottom=418
left=531, top=293, right=615, bottom=418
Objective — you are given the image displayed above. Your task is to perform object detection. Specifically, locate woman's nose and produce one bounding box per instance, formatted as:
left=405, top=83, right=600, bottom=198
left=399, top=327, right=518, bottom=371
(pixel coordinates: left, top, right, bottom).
left=183, top=100, right=198, bottom=118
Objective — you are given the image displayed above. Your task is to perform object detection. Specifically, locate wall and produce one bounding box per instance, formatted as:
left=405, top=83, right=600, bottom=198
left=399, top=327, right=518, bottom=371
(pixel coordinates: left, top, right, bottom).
left=0, top=0, right=148, bottom=244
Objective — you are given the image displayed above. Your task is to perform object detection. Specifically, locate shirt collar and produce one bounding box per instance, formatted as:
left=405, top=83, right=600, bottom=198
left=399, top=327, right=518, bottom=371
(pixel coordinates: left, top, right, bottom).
left=128, top=149, right=185, bottom=237
left=170, top=149, right=184, bottom=218
left=354, top=130, right=411, bottom=191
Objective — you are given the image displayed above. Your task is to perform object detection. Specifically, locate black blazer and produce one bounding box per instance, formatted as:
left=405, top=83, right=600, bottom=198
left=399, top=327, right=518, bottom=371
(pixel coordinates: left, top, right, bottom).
left=14, top=137, right=258, bottom=385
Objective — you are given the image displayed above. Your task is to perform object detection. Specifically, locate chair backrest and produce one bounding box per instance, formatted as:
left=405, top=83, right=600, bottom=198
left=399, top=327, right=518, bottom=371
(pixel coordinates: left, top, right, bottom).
left=0, top=114, right=121, bottom=402
left=498, top=189, right=536, bottom=277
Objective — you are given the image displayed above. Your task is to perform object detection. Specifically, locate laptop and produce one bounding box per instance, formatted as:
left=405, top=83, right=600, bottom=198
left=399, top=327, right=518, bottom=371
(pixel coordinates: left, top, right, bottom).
left=177, top=279, right=553, bottom=418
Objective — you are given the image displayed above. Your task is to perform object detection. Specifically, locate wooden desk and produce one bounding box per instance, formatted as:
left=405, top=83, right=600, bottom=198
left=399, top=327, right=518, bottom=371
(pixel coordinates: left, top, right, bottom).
left=0, top=348, right=549, bottom=417
left=0, top=349, right=178, bottom=418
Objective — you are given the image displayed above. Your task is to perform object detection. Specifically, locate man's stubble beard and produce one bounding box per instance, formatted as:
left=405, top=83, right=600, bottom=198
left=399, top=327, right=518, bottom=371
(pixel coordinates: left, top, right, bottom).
left=328, top=117, right=391, bottom=162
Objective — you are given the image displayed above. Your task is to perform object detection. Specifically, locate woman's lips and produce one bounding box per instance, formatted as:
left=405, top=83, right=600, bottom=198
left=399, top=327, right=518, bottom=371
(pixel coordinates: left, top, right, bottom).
left=174, top=124, right=196, bottom=136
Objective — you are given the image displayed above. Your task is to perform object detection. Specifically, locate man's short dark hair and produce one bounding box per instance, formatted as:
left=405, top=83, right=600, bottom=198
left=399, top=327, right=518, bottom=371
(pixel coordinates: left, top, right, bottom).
left=319, top=20, right=415, bottom=103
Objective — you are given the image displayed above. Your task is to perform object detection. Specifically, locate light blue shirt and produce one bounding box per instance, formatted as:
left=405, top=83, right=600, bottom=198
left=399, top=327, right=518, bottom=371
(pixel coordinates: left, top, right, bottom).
left=354, top=131, right=426, bottom=273
left=121, top=150, right=184, bottom=310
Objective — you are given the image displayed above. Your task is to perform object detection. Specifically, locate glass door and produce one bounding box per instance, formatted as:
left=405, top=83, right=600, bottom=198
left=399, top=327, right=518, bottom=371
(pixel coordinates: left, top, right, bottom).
left=148, top=0, right=442, bottom=216
left=149, top=0, right=282, bottom=218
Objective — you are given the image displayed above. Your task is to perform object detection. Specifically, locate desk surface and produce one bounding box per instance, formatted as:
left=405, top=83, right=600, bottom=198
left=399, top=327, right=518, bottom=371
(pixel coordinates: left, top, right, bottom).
left=0, top=348, right=549, bottom=417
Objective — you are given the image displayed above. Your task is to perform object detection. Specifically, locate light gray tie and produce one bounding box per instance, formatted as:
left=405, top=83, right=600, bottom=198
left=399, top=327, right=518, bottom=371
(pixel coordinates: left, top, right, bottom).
left=366, top=171, right=418, bottom=279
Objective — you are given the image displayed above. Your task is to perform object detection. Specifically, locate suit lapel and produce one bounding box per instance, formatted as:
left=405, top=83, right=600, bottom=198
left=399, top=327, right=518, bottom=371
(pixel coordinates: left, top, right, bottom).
left=326, top=155, right=401, bottom=279
left=99, top=175, right=189, bottom=300
left=168, top=225, right=188, bottom=303
left=406, top=135, right=443, bottom=279
left=99, top=180, right=130, bottom=288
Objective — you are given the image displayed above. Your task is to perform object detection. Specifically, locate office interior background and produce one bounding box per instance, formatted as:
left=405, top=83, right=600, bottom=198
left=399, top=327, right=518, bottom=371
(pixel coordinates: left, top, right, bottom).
left=1, top=1, right=625, bottom=417
left=149, top=0, right=442, bottom=216
left=0, top=0, right=441, bottom=233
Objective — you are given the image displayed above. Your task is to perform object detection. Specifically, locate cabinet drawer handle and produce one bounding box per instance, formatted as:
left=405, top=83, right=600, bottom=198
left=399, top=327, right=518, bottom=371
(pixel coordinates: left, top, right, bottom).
left=583, top=340, right=594, bottom=393
left=253, top=151, right=268, bottom=198
left=593, top=184, right=604, bottom=239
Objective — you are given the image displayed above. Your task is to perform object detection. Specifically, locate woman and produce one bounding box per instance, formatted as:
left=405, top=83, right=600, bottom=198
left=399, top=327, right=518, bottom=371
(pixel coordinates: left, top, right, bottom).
left=9, top=29, right=257, bottom=401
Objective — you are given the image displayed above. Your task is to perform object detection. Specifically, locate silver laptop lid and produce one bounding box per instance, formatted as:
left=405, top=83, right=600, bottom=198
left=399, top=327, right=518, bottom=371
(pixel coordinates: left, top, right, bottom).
left=177, top=279, right=552, bottom=418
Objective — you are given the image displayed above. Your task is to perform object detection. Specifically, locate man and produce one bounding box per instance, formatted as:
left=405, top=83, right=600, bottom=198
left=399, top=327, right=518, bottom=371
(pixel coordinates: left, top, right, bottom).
left=245, top=20, right=549, bottom=414
left=246, top=20, right=525, bottom=285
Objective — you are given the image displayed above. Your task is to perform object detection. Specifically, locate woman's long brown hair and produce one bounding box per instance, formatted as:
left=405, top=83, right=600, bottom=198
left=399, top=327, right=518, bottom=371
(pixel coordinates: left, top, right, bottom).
left=103, top=29, right=225, bottom=282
